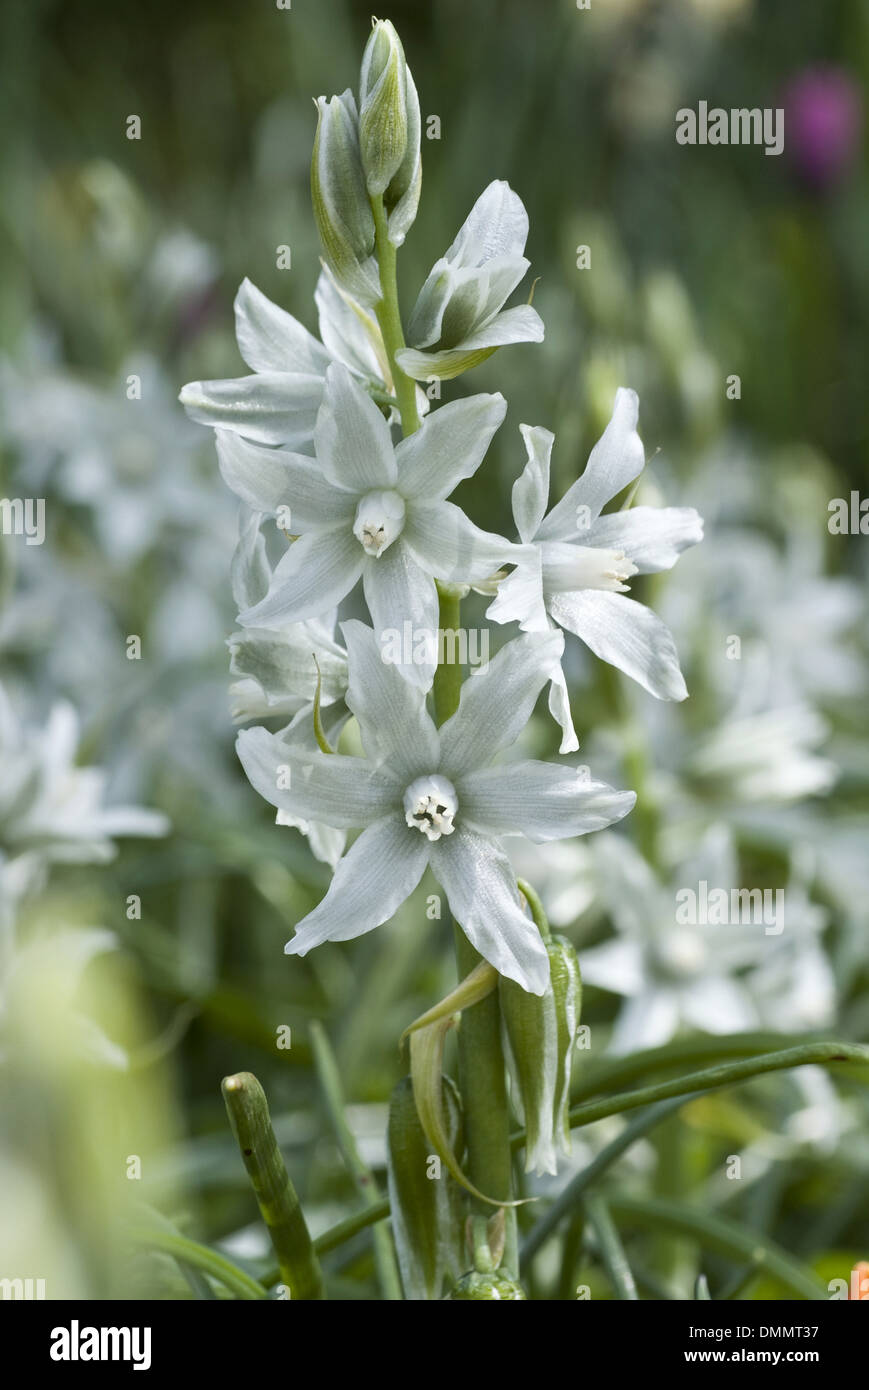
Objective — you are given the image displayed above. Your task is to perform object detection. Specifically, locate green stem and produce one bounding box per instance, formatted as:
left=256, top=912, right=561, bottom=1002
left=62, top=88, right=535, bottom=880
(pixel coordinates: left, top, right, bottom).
left=572, top=1030, right=824, bottom=1102
left=432, top=580, right=464, bottom=725
left=128, top=1228, right=268, bottom=1300
left=263, top=1197, right=392, bottom=1286
left=431, top=577, right=518, bottom=1276
left=310, top=1022, right=402, bottom=1301
left=512, top=1041, right=869, bottom=1148
left=516, top=878, right=552, bottom=942
left=607, top=1196, right=826, bottom=1301
left=584, top=1195, right=639, bottom=1300
left=371, top=193, right=420, bottom=437
left=222, top=1071, right=324, bottom=1300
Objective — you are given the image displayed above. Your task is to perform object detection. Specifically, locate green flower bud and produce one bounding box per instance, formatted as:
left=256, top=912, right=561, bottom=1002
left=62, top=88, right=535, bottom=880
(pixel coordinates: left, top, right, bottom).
left=359, top=19, right=421, bottom=245
left=548, top=934, right=583, bottom=1156
left=446, top=1269, right=527, bottom=1300
left=499, top=966, right=559, bottom=1177
left=311, top=90, right=380, bottom=305
left=387, top=1075, right=464, bottom=1301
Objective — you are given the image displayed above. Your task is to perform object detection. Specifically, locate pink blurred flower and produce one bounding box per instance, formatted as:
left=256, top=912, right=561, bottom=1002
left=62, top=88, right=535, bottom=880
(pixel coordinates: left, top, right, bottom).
left=783, top=66, right=862, bottom=191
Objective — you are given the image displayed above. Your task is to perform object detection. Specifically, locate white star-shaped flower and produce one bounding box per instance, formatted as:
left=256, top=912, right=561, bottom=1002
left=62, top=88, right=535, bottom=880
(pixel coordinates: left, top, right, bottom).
left=237, top=623, right=635, bottom=994
left=488, top=391, right=704, bottom=750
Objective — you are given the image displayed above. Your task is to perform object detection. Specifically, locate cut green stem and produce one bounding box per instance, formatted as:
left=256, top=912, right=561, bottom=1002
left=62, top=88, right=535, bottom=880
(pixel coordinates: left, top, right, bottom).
left=222, top=1071, right=324, bottom=1300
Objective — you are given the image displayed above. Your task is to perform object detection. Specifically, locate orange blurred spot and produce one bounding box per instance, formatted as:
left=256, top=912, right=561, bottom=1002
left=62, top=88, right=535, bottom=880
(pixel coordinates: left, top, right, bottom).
left=850, top=1262, right=869, bottom=1300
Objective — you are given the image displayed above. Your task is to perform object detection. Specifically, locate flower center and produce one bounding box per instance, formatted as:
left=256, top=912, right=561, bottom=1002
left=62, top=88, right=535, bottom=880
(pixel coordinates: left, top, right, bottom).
left=403, top=774, right=458, bottom=841
left=542, top=542, right=637, bottom=595
left=353, top=489, right=406, bottom=557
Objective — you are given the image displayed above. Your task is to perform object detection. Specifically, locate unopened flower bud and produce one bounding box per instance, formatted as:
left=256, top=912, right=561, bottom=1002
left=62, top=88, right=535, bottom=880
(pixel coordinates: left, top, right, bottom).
left=311, top=90, right=379, bottom=305
left=548, top=934, right=583, bottom=1156
left=446, top=1269, right=527, bottom=1300
left=387, top=1074, right=464, bottom=1301
left=359, top=19, right=421, bottom=245
left=499, top=965, right=559, bottom=1177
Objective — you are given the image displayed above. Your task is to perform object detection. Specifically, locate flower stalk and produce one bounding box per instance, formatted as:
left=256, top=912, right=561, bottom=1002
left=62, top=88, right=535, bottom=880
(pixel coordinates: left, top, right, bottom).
left=371, top=192, right=420, bottom=436
left=221, top=1071, right=324, bottom=1300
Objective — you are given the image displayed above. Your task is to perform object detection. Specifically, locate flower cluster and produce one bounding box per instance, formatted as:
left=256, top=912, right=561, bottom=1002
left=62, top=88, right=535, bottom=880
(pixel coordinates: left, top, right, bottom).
left=180, top=18, right=702, bottom=1000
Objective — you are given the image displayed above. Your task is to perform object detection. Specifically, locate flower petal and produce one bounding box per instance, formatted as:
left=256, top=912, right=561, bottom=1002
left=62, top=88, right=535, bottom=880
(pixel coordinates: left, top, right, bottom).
left=394, top=393, right=507, bottom=501
left=216, top=430, right=354, bottom=525
left=315, top=361, right=396, bottom=491
left=438, top=629, right=564, bottom=775
left=587, top=506, right=704, bottom=574
left=341, top=618, right=440, bottom=776
left=239, top=530, right=363, bottom=627
left=361, top=541, right=439, bottom=690
left=548, top=662, right=579, bottom=754
left=485, top=552, right=550, bottom=633
left=512, top=424, right=553, bottom=542
left=445, top=180, right=530, bottom=267
left=230, top=511, right=271, bottom=612
left=234, top=278, right=330, bottom=375
left=179, top=373, right=322, bottom=449
left=236, top=725, right=399, bottom=829
left=430, top=828, right=550, bottom=994
left=537, top=388, right=644, bottom=538
left=315, top=267, right=390, bottom=385
left=229, top=622, right=347, bottom=711
left=548, top=589, right=688, bottom=701
left=458, top=761, right=635, bottom=842
left=403, top=499, right=520, bottom=584
left=285, top=814, right=429, bottom=951
left=396, top=306, right=544, bottom=381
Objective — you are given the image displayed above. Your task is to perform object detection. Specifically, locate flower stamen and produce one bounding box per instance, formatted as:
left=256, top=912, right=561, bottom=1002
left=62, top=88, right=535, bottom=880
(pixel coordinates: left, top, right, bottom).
left=403, top=774, right=458, bottom=841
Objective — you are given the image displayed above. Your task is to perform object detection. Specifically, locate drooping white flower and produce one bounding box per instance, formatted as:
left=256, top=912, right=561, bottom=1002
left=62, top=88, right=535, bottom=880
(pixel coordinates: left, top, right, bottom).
left=396, top=181, right=544, bottom=381
left=226, top=511, right=349, bottom=724
left=487, top=394, right=703, bottom=751
left=237, top=624, right=636, bottom=994
left=227, top=511, right=350, bottom=869
left=220, top=362, right=523, bottom=687
left=179, top=271, right=427, bottom=449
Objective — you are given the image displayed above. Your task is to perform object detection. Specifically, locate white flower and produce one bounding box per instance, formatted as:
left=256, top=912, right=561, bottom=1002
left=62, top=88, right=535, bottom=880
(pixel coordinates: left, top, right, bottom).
left=227, top=511, right=350, bottom=869
left=221, top=362, right=522, bottom=688
left=688, top=703, right=838, bottom=804
left=0, top=685, right=168, bottom=936
left=180, top=271, right=427, bottom=449
left=396, top=181, right=544, bottom=381
left=582, top=827, right=765, bottom=1054
left=1, top=354, right=215, bottom=562
left=487, top=393, right=703, bottom=751
left=227, top=511, right=349, bottom=723
left=237, top=624, right=636, bottom=994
